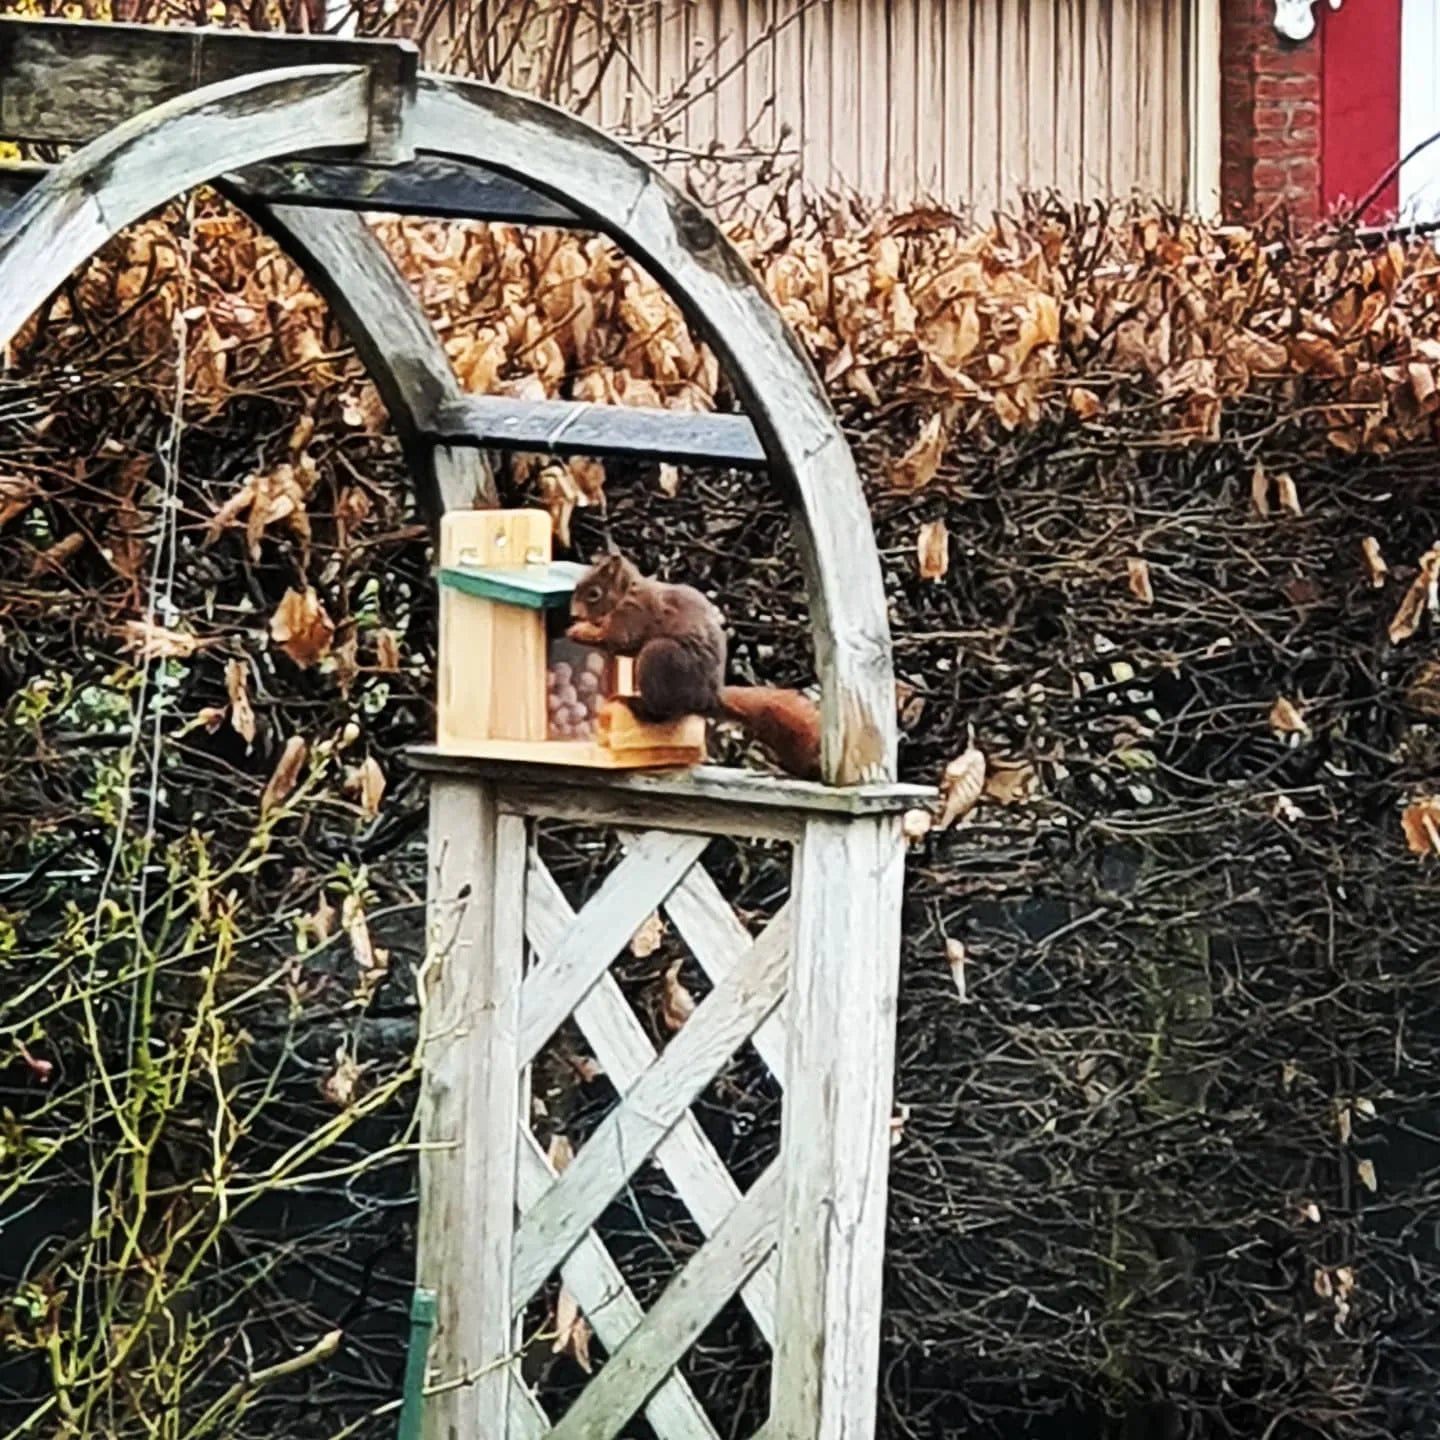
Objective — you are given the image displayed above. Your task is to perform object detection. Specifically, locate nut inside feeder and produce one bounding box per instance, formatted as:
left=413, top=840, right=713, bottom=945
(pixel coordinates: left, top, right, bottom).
left=435, top=509, right=705, bottom=769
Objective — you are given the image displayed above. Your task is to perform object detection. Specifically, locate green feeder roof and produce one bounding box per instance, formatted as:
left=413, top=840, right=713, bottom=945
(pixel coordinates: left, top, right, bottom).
left=438, top=560, right=590, bottom=610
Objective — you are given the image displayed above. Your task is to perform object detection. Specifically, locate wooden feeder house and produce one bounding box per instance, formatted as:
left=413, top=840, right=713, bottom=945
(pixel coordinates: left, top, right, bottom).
left=0, top=18, right=935, bottom=1440
left=436, top=508, right=706, bottom=769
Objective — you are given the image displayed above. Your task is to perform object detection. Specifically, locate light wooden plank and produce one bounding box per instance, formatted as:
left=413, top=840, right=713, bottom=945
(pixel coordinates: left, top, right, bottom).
left=546, top=1164, right=782, bottom=1440
left=409, top=749, right=933, bottom=818
left=916, top=0, right=946, bottom=202
left=942, top=0, right=973, bottom=205
left=0, top=65, right=371, bottom=355
left=1054, top=0, right=1084, bottom=200
left=1189, top=0, right=1222, bottom=216
left=769, top=813, right=906, bottom=1440
left=802, top=0, right=838, bottom=193
left=524, top=855, right=780, bottom=1344
left=969, top=0, right=1000, bottom=214
left=515, top=1133, right=721, bottom=1440
left=411, top=76, right=899, bottom=783
left=511, top=912, right=790, bottom=1313
left=419, top=784, right=525, bottom=1440
left=1027, top=0, right=1056, bottom=195
left=888, top=0, right=917, bottom=203
left=519, top=831, right=710, bottom=1065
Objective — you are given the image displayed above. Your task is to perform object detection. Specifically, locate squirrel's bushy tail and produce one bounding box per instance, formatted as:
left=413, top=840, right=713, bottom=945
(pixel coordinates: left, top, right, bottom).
left=716, top=686, right=821, bottom=781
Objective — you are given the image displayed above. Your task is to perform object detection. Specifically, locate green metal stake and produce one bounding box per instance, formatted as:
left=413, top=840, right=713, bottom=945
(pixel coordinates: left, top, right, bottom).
left=396, top=1288, right=437, bottom=1440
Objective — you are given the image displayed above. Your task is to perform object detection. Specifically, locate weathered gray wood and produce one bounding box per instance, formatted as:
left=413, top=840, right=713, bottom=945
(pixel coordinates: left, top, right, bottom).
left=241, top=202, right=495, bottom=520
left=409, top=750, right=933, bottom=819
left=0, top=65, right=373, bottom=353
left=643, top=842, right=790, bottom=1086
left=0, top=16, right=416, bottom=157
left=510, top=912, right=790, bottom=1314
left=546, top=1164, right=782, bottom=1440
left=408, top=77, right=898, bottom=784
left=515, top=1131, right=721, bottom=1440
left=525, top=851, right=781, bottom=1344
left=518, top=829, right=709, bottom=1065
left=770, top=814, right=906, bottom=1440
left=0, top=155, right=574, bottom=227
left=419, top=782, right=523, bottom=1440
left=231, top=155, right=575, bottom=223
left=431, top=394, right=766, bottom=470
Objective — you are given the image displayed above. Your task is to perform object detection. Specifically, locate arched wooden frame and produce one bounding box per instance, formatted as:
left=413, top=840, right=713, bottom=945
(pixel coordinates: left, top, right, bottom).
left=0, top=64, right=896, bottom=785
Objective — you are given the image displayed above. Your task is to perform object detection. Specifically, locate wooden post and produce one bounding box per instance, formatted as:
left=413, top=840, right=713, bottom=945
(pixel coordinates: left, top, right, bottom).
left=770, top=812, right=907, bottom=1440
left=418, top=780, right=526, bottom=1440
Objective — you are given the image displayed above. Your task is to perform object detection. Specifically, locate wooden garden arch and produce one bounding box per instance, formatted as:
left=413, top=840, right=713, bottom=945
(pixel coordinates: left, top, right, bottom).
left=0, top=19, right=929, bottom=1439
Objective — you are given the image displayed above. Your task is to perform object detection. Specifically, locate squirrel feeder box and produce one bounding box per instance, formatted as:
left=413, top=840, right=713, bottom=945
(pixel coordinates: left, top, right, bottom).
left=436, top=509, right=707, bottom=769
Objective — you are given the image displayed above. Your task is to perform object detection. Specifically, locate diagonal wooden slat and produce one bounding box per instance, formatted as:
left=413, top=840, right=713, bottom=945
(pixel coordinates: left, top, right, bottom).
left=545, top=1164, right=783, bottom=1440
left=515, top=1130, right=721, bottom=1440
left=510, top=916, right=790, bottom=1315
left=618, top=833, right=790, bottom=1086
left=519, top=830, right=710, bottom=1065
left=525, top=853, right=783, bottom=1345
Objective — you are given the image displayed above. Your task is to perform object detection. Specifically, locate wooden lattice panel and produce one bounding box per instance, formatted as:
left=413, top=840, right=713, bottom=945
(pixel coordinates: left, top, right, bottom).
left=419, top=763, right=919, bottom=1440
left=506, top=814, right=790, bottom=1440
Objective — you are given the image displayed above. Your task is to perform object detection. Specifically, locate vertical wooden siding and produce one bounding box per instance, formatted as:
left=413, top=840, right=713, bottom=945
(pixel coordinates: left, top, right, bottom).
left=476, top=0, right=1198, bottom=212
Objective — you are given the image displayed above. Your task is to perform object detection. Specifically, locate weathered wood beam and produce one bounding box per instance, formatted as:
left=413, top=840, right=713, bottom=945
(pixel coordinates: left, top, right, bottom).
left=0, top=15, right=416, bottom=156
left=429, top=393, right=767, bottom=470
left=0, top=157, right=576, bottom=227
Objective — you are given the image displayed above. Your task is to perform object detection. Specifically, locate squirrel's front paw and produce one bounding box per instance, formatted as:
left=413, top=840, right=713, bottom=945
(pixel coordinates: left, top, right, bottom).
left=567, top=621, right=602, bottom=644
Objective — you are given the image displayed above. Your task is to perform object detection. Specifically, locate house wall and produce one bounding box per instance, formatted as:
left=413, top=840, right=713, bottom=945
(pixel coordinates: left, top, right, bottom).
left=458, top=0, right=1207, bottom=215
left=1219, top=0, right=1323, bottom=224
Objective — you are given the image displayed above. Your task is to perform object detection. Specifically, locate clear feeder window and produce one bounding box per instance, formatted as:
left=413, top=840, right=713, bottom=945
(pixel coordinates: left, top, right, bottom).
left=547, top=634, right=608, bottom=741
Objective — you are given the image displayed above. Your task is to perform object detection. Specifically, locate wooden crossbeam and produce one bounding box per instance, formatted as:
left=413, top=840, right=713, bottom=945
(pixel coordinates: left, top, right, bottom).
left=525, top=852, right=782, bottom=1345
left=429, top=394, right=768, bottom=471
left=0, top=157, right=574, bottom=227
left=510, top=908, right=790, bottom=1315
left=518, top=829, right=709, bottom=1065
left=545, top=1164, right=782, bottom=1440
left=515, top=1132, right=720, bottom=1440
left=0, top=16, right=415, bottom=155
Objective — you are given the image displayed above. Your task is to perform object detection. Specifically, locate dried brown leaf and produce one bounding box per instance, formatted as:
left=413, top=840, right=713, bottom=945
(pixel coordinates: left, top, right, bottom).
left=937, top=746, right=986, bottom=830
left=629, top=912, right=665, bottom=958
left=261, top=735, right=308, bottom=816
left=1269, top=696, right=1309, bottom=737
left=946, top=937, right=968, bottom=1001
left=902, top=807, right=933, bottom=843
left=1402, top=796, right=1440, bottom=856
left=892, top=412, right=949, bottom=491
left=320, top=1047, right=362, bottom=1108
left=1362, top=536, right=1388, bottom=588
left=1127, top=557, right=1154, bottom=605
left=373, top=628, right=401, bottom=672
left=270, top=586, right=335, bottom=669
left=1356, top=1158, right=1378, bottom=1193
left=358, top=756, right=386, bottom=820
left=1388, top=545, right=1440, bottom=644
left=1069, top=386, right=1103, bottom=420
left=916, top=519, right=949, bottom=580
left=1275, top=472, right=1302, bottom=517
left=225, top=658, right=256, bottom=745
left=983, top=760, right=1039, bottom=806
left=660, top=959, right=696, bottom=1033
left=1250, top=464, right=1270, bottom=517
left=343, top=892, right=390, bottom=1007
left=121, top=620, right=201, bottom=661
left=547, top=1134, right=575, bottom=1173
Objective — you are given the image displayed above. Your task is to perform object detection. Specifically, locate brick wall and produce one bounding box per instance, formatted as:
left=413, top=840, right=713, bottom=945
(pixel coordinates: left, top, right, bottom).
left=1220, top=0, right=1323, bottom=224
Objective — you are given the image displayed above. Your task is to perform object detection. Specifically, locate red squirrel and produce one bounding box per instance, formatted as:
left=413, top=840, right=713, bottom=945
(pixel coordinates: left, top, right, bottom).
left=566, top=555, right=821, bottom=781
